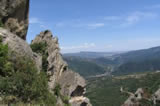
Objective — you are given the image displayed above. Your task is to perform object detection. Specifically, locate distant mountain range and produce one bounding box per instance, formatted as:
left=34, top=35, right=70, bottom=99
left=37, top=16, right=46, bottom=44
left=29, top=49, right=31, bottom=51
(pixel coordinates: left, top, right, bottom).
left=113, top=46, right=160, bottom=75
left=63, top=46, right=160, bottom=77
left=63, top=51, right=123, bottom=59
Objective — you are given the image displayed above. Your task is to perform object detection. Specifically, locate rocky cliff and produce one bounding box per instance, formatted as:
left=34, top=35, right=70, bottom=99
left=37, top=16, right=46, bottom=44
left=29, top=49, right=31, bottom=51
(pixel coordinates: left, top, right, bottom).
left=31, top=30, right=92, bottom=106
left=0, top=0, right=29, bottom=40
left=0, top=0, right=91, bottom=106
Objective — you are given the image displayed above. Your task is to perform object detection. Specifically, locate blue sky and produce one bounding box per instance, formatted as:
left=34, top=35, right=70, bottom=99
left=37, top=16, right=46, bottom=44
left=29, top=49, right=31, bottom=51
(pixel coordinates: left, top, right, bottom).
left=27, top=0, right=160, bottom=53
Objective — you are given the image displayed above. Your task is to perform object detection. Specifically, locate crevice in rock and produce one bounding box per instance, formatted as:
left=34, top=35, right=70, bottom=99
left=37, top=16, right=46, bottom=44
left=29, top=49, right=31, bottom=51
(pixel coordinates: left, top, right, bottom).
left=63, top=66, right=67, bottom=72
left=71, top=86, right=85, bottom=97
left=80, top=102, right=88, bottom=106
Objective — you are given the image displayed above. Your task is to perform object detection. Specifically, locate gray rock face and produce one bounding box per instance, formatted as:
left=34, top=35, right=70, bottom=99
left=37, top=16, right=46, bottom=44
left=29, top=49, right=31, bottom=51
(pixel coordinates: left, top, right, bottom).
left=153, top=88, right=160, bottom=105
left=0, top=28, right=42, bottom=71
left=32, top=30, right=92, bottom=106
left=58, top=70, right=86, bottom=97
left=122, top=88, right=151, bottom=106
left=59, top=70, right=92, bottom=106
left=31, top=30, right=68, bottom=90
left=0, top=0, right=29, bottom=40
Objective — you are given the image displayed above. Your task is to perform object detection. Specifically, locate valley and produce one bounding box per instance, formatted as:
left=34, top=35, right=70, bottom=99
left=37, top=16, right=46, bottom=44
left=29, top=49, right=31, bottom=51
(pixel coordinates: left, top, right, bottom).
left=63, top=46, right=160, bottom=106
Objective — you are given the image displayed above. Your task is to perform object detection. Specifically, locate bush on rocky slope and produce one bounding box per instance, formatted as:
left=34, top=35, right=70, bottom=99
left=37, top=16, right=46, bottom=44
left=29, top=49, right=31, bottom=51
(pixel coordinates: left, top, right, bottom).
left=30, top=42, right=48, bottom=73
left=0, top=20, right=3, bottom=27
left=0, top=38, right=56, bottom=105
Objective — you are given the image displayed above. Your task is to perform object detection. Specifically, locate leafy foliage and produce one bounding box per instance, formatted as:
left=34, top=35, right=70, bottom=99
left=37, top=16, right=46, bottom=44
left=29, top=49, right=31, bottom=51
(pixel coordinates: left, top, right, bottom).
left=30, top=42, right=48, bottom=72
left=0, top=37, right=13, bottom=77
left=0, top=40, right=56, bottom=105
left=0, top=19, right=3, bottom=27
left=54, top=83, right=61, bottom=97
left=53, top=83, right=71, bottom=106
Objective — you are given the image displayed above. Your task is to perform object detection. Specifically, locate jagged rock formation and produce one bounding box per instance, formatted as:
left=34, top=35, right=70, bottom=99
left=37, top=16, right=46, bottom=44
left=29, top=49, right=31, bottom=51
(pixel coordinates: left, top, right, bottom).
left=31, top=30, right=92, bottom=106
left=122, top=88, right=144, bottom=106
left=122, top=88, right=152, bottom=106
left=0, top=0, right=29, bottom=40
left=31, top=30, right=68, bottom=89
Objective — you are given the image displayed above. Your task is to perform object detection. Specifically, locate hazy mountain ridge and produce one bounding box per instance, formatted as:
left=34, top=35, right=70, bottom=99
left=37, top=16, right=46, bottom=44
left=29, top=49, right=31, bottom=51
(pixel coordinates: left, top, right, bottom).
left=63, top=56, right=107, bottom=78
left=63, top=51, right=123, bottom=59
left=63, top=46, right=160, bottom=77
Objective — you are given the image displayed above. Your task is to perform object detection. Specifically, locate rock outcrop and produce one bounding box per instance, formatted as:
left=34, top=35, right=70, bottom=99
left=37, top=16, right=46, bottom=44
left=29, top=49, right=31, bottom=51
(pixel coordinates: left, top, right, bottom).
left=32, top=30, right=92, bottom=106
left=0, top=28, right=42, bottom=71
left=122, top=88, right=151, bottom=106
left=31, top=30, right=68, bottom=89
left=153, top=89, right=160, bottom=105
left=0, top=0, right=92, bottom=105
left=0, top=0, right=29, bottom=40
left=59, top=70, right=91, bottom=106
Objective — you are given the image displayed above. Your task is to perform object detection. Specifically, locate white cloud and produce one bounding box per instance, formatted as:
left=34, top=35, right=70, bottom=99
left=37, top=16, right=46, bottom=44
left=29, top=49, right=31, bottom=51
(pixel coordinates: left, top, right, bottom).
left=29, top=17, right=43, bottom=24
left=40, top=25, right=47, bottom=29
left=87, top=23, right=105, bottom=29
left=121, top=11, right=158, bottom=27
left=61, top=43, right=96, bottom=50
left=29, top=17, right=50, bottom=29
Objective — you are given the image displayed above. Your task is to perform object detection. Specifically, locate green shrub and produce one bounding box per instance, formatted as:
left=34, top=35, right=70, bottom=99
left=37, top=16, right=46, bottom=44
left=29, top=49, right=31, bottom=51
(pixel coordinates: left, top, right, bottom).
left=0, top=19, right=3, bottom=27
left=30, top=42, right=48, bottom=72
left=61, top=95, right=71, bottom=106
left=54, top=83, right=61, bottom=97
left=53, top=83, right=71, bottom=106
left=0, top=37, right=13, bottom=77
left=0, top=41, right=56, bottom=105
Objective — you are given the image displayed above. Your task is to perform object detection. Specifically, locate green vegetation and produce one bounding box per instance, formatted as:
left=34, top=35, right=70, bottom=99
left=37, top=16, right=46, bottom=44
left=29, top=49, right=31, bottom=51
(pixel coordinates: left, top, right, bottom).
left=113, top=58, right=160, bottom=75
left=30, top=42, right=71, bottom=106
left=53, top=83, right=71, bottom=106
left=64, top=56, right=106, bottom=78
left=0, top=37, right=12, bottom=77
left=0, top=19, right=3, bottom=27
left=54, top=83, right=61, bottom=97
left=86, top=72, right=160, bottom=106
left=30, top=42, right=48, bottom=72
left=0, top=38, right=56, bottom=105
left=64, top=46, right=160, bottom=77
left=61, top=96, right=71, bottom=106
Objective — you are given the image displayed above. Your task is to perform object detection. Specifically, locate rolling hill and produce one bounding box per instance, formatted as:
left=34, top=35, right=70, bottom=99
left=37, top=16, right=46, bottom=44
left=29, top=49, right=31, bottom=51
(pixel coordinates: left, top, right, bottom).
left=63, top=56, right=107, bottom=78
left=63, top=46, right=160, bottom=77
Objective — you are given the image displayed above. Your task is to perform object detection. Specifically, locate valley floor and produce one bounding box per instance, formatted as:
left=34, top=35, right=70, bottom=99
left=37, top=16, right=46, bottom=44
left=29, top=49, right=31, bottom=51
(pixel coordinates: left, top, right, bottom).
left=86, top=72, right=160, bottom=106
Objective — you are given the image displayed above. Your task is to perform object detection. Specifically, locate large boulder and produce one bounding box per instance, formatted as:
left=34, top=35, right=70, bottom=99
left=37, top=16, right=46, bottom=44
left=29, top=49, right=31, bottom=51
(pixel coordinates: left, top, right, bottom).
left=59, top=70, right=92, bottom=106
left=0, top=28, right=42, bottom=71
left=0, top=0, right=29, bottom=40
